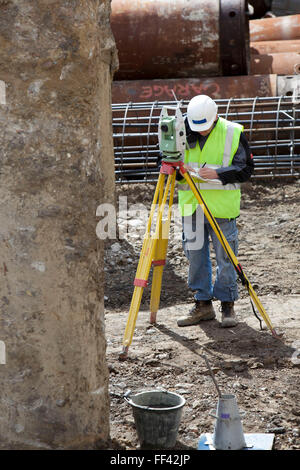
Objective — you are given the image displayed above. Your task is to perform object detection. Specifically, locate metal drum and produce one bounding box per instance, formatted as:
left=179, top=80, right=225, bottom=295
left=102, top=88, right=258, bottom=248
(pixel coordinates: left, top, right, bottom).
left=111, top=0, right=250, bottom=80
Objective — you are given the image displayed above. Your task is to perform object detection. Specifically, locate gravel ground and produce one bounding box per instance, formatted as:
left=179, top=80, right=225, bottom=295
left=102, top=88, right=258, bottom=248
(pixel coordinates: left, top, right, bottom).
left=104, top=180, right=300, bottom=451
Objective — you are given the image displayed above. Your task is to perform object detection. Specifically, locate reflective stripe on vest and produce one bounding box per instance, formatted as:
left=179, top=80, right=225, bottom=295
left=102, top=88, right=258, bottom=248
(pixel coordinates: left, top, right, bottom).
left=179, top=181, right=240, bottom=191
left=223, top=121, right=237, bottom=166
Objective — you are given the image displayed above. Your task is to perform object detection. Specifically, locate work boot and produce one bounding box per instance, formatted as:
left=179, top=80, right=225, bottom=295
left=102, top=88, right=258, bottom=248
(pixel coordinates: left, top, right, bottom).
left=177, top=300, right=216, bottom=327
left=220, top=301, right=238, bottom=328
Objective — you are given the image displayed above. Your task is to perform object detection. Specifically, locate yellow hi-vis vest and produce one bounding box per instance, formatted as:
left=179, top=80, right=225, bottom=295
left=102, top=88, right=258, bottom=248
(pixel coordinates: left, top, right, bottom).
left=178, top=117, right=243, bottom=218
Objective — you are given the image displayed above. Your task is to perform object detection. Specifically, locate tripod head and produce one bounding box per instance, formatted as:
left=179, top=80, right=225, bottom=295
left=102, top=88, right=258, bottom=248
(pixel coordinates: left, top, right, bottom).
left=158, top=105, right=186, bottom=162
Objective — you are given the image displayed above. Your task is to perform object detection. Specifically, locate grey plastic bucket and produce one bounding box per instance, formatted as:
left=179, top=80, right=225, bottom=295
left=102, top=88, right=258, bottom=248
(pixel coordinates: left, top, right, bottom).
left=124, top=390, right=185, bottom=449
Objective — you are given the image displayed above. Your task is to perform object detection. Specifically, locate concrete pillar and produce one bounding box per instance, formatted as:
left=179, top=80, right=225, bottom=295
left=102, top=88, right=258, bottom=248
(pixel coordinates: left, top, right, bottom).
left=0, top=0, right=116, bottom=449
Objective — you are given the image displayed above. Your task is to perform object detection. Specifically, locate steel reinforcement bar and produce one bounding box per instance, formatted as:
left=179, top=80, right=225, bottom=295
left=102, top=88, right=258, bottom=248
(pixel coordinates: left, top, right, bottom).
left=112, top=96, right=300, bottom=183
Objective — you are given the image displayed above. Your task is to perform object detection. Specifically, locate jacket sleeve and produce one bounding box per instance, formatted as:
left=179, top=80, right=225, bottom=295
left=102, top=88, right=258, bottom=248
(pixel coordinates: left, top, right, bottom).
left=216, top=132, right=254, bottom=185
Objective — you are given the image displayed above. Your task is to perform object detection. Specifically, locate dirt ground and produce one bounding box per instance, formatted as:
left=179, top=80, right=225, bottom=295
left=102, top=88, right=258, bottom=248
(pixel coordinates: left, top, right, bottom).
left=104, top=179, right=300, bottom=451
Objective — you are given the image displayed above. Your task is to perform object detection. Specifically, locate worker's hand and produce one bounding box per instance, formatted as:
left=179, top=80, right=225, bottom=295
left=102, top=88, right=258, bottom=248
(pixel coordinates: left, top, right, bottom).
left=183, top=164, right=194, bottom=173
left=183, top=165, right=219, bottom=180
left=199, top=168, right=219, bottom=179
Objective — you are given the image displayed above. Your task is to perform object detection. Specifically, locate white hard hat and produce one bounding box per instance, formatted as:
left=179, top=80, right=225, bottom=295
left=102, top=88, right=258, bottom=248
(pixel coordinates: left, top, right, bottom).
left=187, top=95, right=218, bottom=132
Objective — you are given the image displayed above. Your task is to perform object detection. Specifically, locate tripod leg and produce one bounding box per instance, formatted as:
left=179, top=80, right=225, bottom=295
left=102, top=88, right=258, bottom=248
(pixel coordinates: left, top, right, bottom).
left=149, top=172, right=176, bottom=323
left=149, top=254, right=167, bottom=324
left=119, top=237, right=156, bottom=360
left=120, top=172, right=175, bottom=359
left=183, top=170, right=279, bottom=338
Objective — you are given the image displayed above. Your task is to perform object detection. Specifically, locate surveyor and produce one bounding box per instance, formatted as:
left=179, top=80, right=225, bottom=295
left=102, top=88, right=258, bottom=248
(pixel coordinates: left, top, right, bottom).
left=177, top=94, right=254, bottom=328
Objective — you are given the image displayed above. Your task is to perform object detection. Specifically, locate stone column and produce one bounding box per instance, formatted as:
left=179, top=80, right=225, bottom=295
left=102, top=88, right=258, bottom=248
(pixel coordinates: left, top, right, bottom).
left=0, top=0, right=116, bottom=449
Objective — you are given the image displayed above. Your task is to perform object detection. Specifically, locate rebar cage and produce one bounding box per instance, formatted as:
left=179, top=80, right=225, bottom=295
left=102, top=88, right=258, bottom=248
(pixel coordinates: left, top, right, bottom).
left=112, top=96, right=300, bottom=183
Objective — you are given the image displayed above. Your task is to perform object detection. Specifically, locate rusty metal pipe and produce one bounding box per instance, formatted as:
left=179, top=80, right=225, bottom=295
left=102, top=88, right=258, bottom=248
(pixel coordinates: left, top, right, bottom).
left=251, top=40, right=300, bottom=55
left=250, top=14, right=300, bottom=42
left=113, top=99, right=298, bottom=111
left=113, top=126, right=300, bottom=139
left=250, top=52, right=300, bottom=75
left=114, top=151, right=300, bottom=162
left=112, top=96, right=299, bottom=112
left=254, top=174, right=299, bottom=179
left=111, top=0, right=250, bottom=80
left=112, top=75, right=277, bottom=103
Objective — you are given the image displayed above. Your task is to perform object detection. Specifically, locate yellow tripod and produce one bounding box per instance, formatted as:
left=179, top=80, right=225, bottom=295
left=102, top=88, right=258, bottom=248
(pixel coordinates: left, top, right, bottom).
left=119, top=161, right=280, bottom=360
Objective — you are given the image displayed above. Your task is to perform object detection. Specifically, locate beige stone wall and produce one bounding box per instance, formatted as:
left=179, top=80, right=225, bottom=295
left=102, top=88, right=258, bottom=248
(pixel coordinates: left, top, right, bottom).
left=0, top=0, right=116, bottom=449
